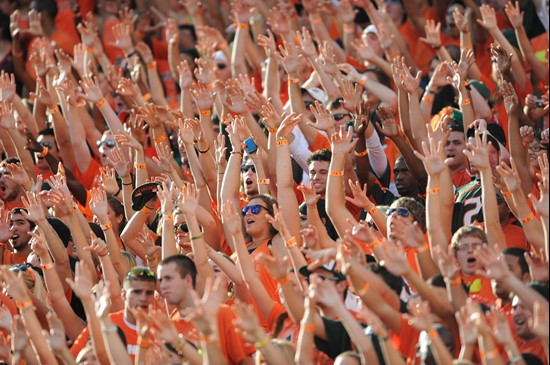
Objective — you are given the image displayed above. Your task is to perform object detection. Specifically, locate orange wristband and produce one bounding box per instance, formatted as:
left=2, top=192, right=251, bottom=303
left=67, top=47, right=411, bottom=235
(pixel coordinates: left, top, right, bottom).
left=147, top=62, right=157, bottom=70
left=427, top=187, right=440, bottom=195
left=137, top=336, right=151, bottom=348
left=368, top=206, right=378, bottom=215
left=101, top=221, right=113, bottom=231
left=47, top=106, right=59, bottom=114
left=521, top=212, right=535, bottom=224
left=358, top=282, right=370, bottom=296
left=96, top=98, right=107, bottom=108
left=268, top=127, right=278, bottom=134
left=16, top=300, right=33, bottom=309
left=461, top=98, right=471, bottom=105
left=142, top=207, right=152, bottom=216
left=285, top=237, right=298, bottom=248
left=277, top=275, right=290, bottom=285
left=163, top=214, right=173, bottom=221
left=354, top=149, right=368, bottom=157
left=276, top=139, right=289, bottom=146
left=237, top=23, right=249, bottom=29
left=199, top=109, right=211, bottom=116
left=143, top=92, right=152, bottom=101
left=135, top=163, right=147, bottom=169
left=154, top=134, right=167, bottom=143
left=449, top=276, right=462, bottom=287
left=428, top=328, right=438, bottom=339
left=367, top=239, right=380, bottom=249
left=258, top=178, right=270, bottom=185
left=330, top=171, right=343, bottom=177
left=41, top=262, right=55, bottom=270
left=480, top=348, right=499, bottom=359
left=303, top=324, right=315, bottom=332
left=422, top=95, right=433, bottom=104
left=311, top=16, right=322, bottom=24
left=288, top=76, right=300, bottom=84
left=501, top=191, right=512, bottom=197
left=86, top=47, right=94, bottom=53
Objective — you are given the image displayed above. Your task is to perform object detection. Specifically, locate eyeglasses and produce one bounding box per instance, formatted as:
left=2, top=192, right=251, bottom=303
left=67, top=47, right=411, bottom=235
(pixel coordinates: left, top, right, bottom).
left=217, top=63, right=227, bottom=70
left=529, top=144, right=548, bottom=152
left=304, top=100, right=315, bottom=109
left=387, top=207, right=410, bottom=218
left=242, top=204, right=267, bottom=215
left=125, top=267, right=156, bottom=281
left=333, top=113, right=351, bottom=121
left=174, top=223, right=189, bottom=233
left=455, top=242, right=483, bottom=252
left=241, top=164, right=256, bottom=173
left=97, top=139, right=116, bottom=148
left=40, top=141, right=53, bottom=148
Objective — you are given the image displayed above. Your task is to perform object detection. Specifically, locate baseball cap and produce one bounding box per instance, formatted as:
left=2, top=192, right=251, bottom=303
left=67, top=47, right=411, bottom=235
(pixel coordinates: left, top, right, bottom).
left=131, top=182, right=160, bottom=211
left=299, top=263, right=346, bottom=281
left=466, top=126, right=501, bottom=151
left=301, top=87, right=328, bottom=105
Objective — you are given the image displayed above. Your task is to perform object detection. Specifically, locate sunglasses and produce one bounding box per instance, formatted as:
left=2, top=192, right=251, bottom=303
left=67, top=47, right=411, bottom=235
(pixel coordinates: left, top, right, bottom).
left=125, top=267, right=156, bottom=281
left=10, top=263, right=37, bottom=280
left=242, top=204, right=267, bottom=215
left=174, top=223, right=189, bottom=233
left=97, top=139, right=116, bottom=148
left=333, top=113, right=351, bottom=121
left=304, top=100, right=315, bottom=109
left=529, top=145, right=548, bottom=152
left=40, top=141, right=53, bottom=148
left=217, top=63, right=227, bottom=70
left=241, top=164, right=256, bottom=173
left=387, top=207, right=410, bottom=218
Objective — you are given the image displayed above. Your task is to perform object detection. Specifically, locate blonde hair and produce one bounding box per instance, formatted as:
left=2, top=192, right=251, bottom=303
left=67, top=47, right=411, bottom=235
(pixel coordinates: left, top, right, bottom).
left=255, top=339, right=295, bottom=365
left=121, top=251, right=137, bottom=270
left=14, top=268, right=50, bottom=308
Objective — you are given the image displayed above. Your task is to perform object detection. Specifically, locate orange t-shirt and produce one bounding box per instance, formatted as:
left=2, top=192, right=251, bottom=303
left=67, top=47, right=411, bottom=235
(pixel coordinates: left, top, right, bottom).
left=70, top=311, right=139, bottom=361
left=462, top=274, right=496, bottom=303
left=2, top=250, right=28, bottom=265
left=309, top=132, right=331, bottom=152
left=502, top=222, right=528, bottom=249
left=391, top=314, right=421, bottom=361
left=74, top=158, right=101, bottom=190
left=171, top=305, right=253, bottom=365
left=451, top=169, right=472, bottom=190
left=102, top=18, right=125, bottom=64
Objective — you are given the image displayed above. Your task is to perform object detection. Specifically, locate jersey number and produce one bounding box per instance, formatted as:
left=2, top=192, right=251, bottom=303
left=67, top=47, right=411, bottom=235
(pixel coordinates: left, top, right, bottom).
left=463, top=197, right=482, bottom=226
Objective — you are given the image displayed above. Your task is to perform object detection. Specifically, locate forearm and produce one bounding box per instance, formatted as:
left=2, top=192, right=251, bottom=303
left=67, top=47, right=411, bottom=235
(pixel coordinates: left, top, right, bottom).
left=161, top=214, right=178, bottom=259
left=334, top=305, right=379, bottom=364
left=408, top=91, right=429, bottom=146
left=231, top=27, right=247, bottom=77
left=509, top=188, right=545, bottom=252
left=365, top=132, right=389, bottom=178
left=264, top=57, right=283, bottom=112
left=515, top=26, right=547, bottom=82
left=146, top=62, right=168, bottom=106
left=306, top=204, right=333, bottom=248
left=186, top=214, right=215, bottom=280
left=97, top=101, right=124, bottom=134
left=489, top=28, right=526, bottom=89
left=98, top=316, right=132, bottom=365
left=479, top=167, right=506, bottom=250
left=326, top=152, right=357, bottom=236
left=507, top=109, right=533, bottom=196
left=133, top=148, right=148, bottom=187
left=19, top=306, right=58, bottom=364
left=426, top=174, right=449, bottom=257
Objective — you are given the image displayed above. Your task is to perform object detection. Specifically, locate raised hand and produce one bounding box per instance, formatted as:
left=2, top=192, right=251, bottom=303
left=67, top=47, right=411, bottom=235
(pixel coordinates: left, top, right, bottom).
left=529, top=161, right=548, bottom=218
left=477, top=4, right=498, bottom=31
left=434, top=245, right=459, bottom=280
left=44, top=311, right=68, bottom=352
left=84, top=231, right=109, bottom=257
left=297, top=182, right=321, bottom=207
left=463, top=130, right=491, bottom=170
left=406, top=298, right=434, bottom=332
left=0, top=207, right=10, bottom=243
left=156, top=181, right=174, bottom=214
left=21, top=191, right=46, bottom=223
left=179, top=183, right=199, bottom=216
left=398, top=58, right=422, bottom=94
left=379, top=239, right=411, bottom=277
left=308, top=100, right=335, bottom=132
left=277, top=40, right=301, bottom=77
left=89, top=187, right=109, bottom=221
left=4, top=163, right=30, bottom=187
left=488, top=310, right=516, bottom=346
left=344, top=180, right=373, bottom=210
left=458, top=49, right=475, bottom=79
left=221, top=200, right=242, bottom=235
left=331, top=125, right=357, bottom=155
left=524, top=249, right=549, bottom=282
left=475, top=244, right=511, bottom=281
left=107, top=147, right=131, bottom=178
left=185, top=277, right=226, bottom=335
left=224, top=82, right=247, bottom=114
left=338, top=78, right=361, bottom=113
left=413, top=128, right=447, bottom=176
left=260, top=102, right=282, bottom=131
left=266, top=7, right=291, bottom=36
left=177, top=60, right=194, bottom=90
left=376, top=106, right=400, bottom=138
left=114, top=129, right=143, bottom=151
left=111, top=23, right=134, bottom=54
left=136, top=41, right=154, bottom=65
left=276, top=112, right=301, bottom=140
left=79, top=75, right=104, bottom=103
left=455, top=306, right=478, bottom=346
left=191, top=82, right=214, bottom=112
left=0, top=101, right=15, bottom=130
left=453, top=6, right=472, bottom=33
left=257, top=29, right=277, bottom=57
left=1, top=267, right=31, bottom=302
left=504, top=1, right=524, bottom=29
left=420, top=19, right=442, bottom=49
left=491, top=43, right=512, bottom=75
left=501, top=80, right=518, bottom=115
left=232, top=300, right=266, bottom=343
left=0, top=71, right=16, bottom=102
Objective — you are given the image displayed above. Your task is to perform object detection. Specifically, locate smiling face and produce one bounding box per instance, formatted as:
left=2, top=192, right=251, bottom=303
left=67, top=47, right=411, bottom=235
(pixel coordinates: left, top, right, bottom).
left=454, top=235, right=483, bottom=276
left=9, top=212, right=32, bottom=251
left=308, top=160, right=330, bottom=196
left=512, top=296, right=534, bottom=340
left=445, top=131, right=467, bottom=170
left=528, top=141, right=548, bottom=168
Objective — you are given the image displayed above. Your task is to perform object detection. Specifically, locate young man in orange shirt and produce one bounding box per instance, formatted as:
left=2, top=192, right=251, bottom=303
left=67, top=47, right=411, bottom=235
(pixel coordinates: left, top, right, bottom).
left=158, top=255, right=254, bottom=365
left=70, top=267, right=158, bottom=361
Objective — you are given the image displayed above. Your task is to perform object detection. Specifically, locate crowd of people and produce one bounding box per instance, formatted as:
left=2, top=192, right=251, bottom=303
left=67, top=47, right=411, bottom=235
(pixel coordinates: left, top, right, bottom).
left=0, top=0, right=548, bottom=364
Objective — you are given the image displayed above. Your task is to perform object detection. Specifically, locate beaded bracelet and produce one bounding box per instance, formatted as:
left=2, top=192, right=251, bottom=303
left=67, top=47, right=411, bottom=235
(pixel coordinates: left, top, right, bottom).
left=501, top=191, right=512, bottom=197
left=16, top=300, right=33, bottom=309
left=268, top=127, right=278, bottom=134
left=137, top=336, right=151, bottom=348
left=47, top=106, right=60, bottom=114
left=143, top=92, right=152, bottom=101
left=521, top=212, right=535, bottom=224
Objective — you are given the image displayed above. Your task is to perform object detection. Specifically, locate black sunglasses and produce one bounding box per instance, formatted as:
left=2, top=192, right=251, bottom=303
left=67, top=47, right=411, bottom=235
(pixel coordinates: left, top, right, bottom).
left=241, top=164, right=256, bottom=173
left=304, top=100, right=315, bottom=109
left=174, top=223, right=189, bottom=233
left=97, top=140, right=116, bottom=148
left=333, top=113, right=351, bottom=121
left=217, top=63, right=227, bottom=70
left=242, top=204, right=267, bottom=215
